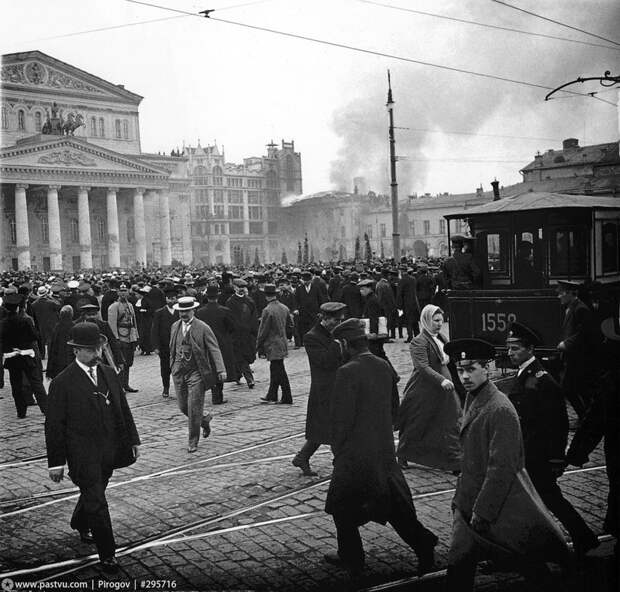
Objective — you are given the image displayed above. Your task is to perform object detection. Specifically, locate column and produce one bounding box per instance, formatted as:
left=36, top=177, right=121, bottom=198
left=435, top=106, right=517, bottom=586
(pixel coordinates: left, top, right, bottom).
left=0, top=191, right=6, bottom=270
left=15, top=184, right=31, bottom=270
left=47, top=185, right=62, bottom=271
left=106, top=187, right=121, bottom=268
left=78, top=186, right=93, bottom=270
left=133, top=187, right=146, bottom=268
left=159, top=190, right=172, bottom=267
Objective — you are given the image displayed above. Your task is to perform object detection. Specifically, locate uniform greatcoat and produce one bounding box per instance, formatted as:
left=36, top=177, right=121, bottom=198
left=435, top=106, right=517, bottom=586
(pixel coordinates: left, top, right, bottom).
left=397, top=331, right=462, bottom=471
left=303, top=322, right=343, bottom=444
left=449, top=380, right=569, bottom=565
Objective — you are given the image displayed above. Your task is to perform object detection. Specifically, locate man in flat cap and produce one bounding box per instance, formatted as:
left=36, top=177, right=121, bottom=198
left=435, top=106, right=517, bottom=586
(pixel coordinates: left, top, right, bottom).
left=256, top=284, right=295, bottom=404
left=292, top=301, right=347, bottom=476
left=170, top=296, right=227, bottom=453
left=444, top=338, right=568, bottom=591
left=324, top=318, right=437, bottom=577
left=151, top=286, right=179, bottom=398
left=556, top=280, right=597, bottom=419
left=506, top=322, right=598, bottom=558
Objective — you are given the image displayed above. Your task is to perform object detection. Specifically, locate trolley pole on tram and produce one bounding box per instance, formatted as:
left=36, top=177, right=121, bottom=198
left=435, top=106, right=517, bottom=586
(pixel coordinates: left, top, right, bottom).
left=386, top=70, right=400, bottom=259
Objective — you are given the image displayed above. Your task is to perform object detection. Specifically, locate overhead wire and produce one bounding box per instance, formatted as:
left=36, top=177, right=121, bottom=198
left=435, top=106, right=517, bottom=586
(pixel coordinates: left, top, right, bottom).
left=394, top=127, right=561, bottom=142
left=357, top=0, right=620, bottom=51
left=489, top=0, right=620, bottom=47
left=124, top=0, right=614, bottom=105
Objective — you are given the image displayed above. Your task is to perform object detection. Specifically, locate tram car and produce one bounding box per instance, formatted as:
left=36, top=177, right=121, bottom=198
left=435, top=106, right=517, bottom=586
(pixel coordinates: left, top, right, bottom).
left=443, top=191, right=620, bottom=359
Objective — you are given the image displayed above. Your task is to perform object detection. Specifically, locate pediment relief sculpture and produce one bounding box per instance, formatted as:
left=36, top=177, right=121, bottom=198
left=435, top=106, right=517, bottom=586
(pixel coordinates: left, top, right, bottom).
left=38, top=150, right=97, bottom=167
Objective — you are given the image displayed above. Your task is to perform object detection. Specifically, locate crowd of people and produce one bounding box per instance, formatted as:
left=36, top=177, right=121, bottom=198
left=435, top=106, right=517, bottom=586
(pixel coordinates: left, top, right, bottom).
left=0, top=257, right=618, bottom=589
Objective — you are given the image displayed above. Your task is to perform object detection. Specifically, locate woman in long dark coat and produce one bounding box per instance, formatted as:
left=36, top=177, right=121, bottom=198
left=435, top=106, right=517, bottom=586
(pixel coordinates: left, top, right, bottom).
left=46, top=305, right=75, bottom=379
left=396, top=304, right=462, bottom=472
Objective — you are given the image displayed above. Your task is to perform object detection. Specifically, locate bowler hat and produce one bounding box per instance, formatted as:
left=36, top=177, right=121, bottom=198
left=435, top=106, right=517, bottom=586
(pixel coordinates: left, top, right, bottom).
left=67, top=322, right=108, bottom=347
left=333, top=318, right=367, bottom=341
left=205, top=284, right=220, bottom=297
left=444, top=338, right=495, bottom=363
left=263, top=284, right=277, bottom=296
left=2, top=293, right=23, bottom=308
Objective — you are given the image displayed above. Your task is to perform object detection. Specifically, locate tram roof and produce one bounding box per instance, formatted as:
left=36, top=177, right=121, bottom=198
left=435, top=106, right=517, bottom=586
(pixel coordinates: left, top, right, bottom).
left=444, top=191, right=620, bottom=219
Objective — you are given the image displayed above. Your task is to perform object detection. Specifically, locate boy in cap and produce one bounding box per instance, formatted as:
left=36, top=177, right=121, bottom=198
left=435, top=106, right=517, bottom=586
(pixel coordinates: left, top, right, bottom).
left=444, top=338, right=569, bottom=591
left=324, top=318, right=437, bottom=577
left=506, top=322, right=598, bottom=557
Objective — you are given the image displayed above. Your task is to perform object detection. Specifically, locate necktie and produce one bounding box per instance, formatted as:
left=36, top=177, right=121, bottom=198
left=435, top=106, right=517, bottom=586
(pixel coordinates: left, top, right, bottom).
left=88, top=366, right=97, bottom=386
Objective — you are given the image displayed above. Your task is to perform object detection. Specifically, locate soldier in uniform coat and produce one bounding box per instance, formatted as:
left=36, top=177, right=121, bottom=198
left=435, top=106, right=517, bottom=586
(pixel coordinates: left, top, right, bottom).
left=256, top=284, right=295, bottom=404
left=324, top=319, right=438, bottom=576
left=444, top=338, right=569, bottom=592
left=45, top=322, right=140, bottom=574
left=294, top=271, right=326, bottom=345
left=196, top=284, right=239, bottom=404
left=292, top=302, right=346, bottom=476
left=151, top=286, right=179, bottom=398
left=506, top=321, right=599, bottom=556
left=226, top=279, right=257, bottom=388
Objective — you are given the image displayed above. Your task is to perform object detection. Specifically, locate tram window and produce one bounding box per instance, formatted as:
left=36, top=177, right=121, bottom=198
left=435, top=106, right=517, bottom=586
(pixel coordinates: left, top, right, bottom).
left=550, top=227, right=588, bottom=276
left=602, top=221, right=619, bottom=273
left=487, top=232, right=507, bottom=273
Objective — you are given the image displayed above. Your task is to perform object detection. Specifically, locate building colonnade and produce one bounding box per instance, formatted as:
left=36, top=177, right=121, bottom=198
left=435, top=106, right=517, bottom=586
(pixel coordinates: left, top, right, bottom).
left=3, top=183, right=172, bottom=271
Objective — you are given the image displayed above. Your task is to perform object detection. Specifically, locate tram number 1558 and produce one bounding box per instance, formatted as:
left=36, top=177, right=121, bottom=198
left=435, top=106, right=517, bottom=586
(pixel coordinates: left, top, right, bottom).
left=481, top=312, right=517, bottom=333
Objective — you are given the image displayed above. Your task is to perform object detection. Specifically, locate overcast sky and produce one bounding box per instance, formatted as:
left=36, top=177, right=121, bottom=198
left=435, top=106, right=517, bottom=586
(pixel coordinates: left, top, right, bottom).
left=1, top=0, right=619, bottom=196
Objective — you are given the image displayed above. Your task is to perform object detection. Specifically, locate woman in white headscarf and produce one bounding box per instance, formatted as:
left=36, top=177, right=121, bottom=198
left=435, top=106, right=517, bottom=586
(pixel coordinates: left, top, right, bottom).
left=396, top=304, right=462, bottom=472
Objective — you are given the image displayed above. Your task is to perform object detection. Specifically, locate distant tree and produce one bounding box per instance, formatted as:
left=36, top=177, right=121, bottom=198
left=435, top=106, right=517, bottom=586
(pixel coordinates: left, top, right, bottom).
left=254, top=247, right=260, bottom=267
left=281, top=250, right=288, bottom=265
left=354, top=236, right=361, bottom=262
left=297, top=241, right=302, bottom=264
left=303, top=234, right=309, bottom=265
left=364, top=233, right=372, bottom=264
left=310, top=245, right=315, bottom=263
left=380, top=240, right=385, bottom=259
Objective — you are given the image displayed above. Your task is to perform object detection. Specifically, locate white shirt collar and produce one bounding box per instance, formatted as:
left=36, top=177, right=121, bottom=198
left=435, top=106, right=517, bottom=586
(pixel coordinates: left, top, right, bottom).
left=75, top=358, right=97, bottom=377
left=517, top=356, right=536, bottom=376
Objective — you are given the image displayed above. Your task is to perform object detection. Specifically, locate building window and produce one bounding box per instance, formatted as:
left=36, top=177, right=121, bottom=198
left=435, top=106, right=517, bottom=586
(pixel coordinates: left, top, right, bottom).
left=212, top=166, right=223, bottom=186
left=9, top=218, right=17, bottom=244
left=229, top=222, right=244, bottom=234
left=41, top=218, right=49, bottom=243
left=123, top=120, right=129, bottom=139
left=249, top=206, right=262, bottom=220
left=268, top=221, right=277, bottom=234
left=34, top=112, right=42, bottom=132
left=266, top=170, right=277, bottom=188
left=228, top=190, right=243, bottom=203
left=248, top=191, right=261, bottom=204
left=70, top=219, right=79, bottom=243
left=286, top=154, right=295, bottom=192
left=213, top=189, right=224, bottom=203
left=99, top=118, right=105, bottom=137
left=250, top=222, right=263, bottom=234
left=115, top=119, right=121, bottom=139
left=423, top=220, right=430, bottom=235
left=228, top=205, right=243, bottom=219
left=409, top=221, right=415, bottom=236
left=487, top=232, right=508, bottom=273
left=213, top=205, right=225, bottom=218
left=96, top=217, right=106, bottom=241
left=248, top=178, right=262, bottom=188
left=90, top=117, right=97, bottom=136
left=439, top=219, right=446, bottom=234
left=550, top=226, right=588, bottom=277
left=602, top=221, right=619, bottom=273
left=126, top=217, right=134, bottom=242
left=195, top=205, right=209, bottom=219
left=380, top=223, right=386, bottom=238
left=1, top=106, right=7, bottom=130
left=17, top=109, right=25, bottom=130
left=227, top=177, right=242, bottom=187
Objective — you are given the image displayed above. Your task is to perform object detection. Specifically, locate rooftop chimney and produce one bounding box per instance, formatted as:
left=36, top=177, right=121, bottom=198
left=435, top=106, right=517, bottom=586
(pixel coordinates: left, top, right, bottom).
left=491, top=179, right=500, bottom=201
left=562, top=138, right=579, bottom=151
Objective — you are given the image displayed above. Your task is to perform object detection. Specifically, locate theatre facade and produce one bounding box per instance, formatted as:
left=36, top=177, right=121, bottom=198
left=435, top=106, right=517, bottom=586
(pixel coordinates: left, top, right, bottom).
left=0, top=50, right=192, bottom=272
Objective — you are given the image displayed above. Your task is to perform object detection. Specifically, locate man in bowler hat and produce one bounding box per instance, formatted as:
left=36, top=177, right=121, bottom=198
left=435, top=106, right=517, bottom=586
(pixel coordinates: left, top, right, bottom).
left=45, top=322, right=140, bottom=574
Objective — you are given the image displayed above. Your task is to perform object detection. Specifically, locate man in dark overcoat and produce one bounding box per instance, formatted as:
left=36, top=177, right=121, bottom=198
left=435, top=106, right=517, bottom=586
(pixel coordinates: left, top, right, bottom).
left=196, top=284, right=239, bottom=404
left=506, top=322, right=598, bottom=557
left=151, top=286, right=179, bottom=398
left=294, top=270, right=326, bottom=345
left=340, top=272, right=363, bottom=318
left=45, top=322, right=140, bottom=574
left=256, top=284, right=295, bottom=404
left=226, top=279, right=258, bottom=389
left=327, top=266, right=344, bottom=302
left=396, top=268, right=420, bottom=342
left=375, top=270, right=396, bottom=334
left=556, top=280, right=598, bottom=418
left=292, top=302, right=346, bottom=476
left=324, top=319, right=437, bottom=576
left=31, top=286, right=60, bottom=359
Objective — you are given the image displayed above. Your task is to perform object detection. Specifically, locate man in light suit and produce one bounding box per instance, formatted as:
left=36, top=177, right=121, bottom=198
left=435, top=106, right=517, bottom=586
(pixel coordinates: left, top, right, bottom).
left=444, top=338, right=569, bottom=592
left=45, top=322, right=140, bottom=574
left=169, top=296, right=227, bottom=453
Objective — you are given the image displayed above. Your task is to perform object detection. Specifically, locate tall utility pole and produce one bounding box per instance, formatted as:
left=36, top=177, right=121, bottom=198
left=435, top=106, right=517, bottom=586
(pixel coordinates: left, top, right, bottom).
left=386, top=70, right=400, bottom=259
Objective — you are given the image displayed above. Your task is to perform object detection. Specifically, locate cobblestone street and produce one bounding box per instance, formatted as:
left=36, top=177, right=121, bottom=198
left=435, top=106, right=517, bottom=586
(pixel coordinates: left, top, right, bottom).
left=0, top=341, right=613, bottom=591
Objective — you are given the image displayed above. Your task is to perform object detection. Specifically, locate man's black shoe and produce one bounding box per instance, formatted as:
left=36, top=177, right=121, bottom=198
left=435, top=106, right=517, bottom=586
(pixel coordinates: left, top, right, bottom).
left=162, top=390, right=169, bottom=398
left=212, top=399, right=228, bottom=405
left=202, top=414, right=212, bottom=438
left=277, top=400, right=293, bottom=405
left=248, top=383, right=255, bottom=389
left=292, top=455, right=318, bottom=476
left=260, top=397, right=276, bottom=404
left=323, top=552, right=363, bottom=576
left=124, top=386, right=139, bottom=393
left=99, top=557, right=119, bottom=574
left=78, top=530, right=94, bottom=544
